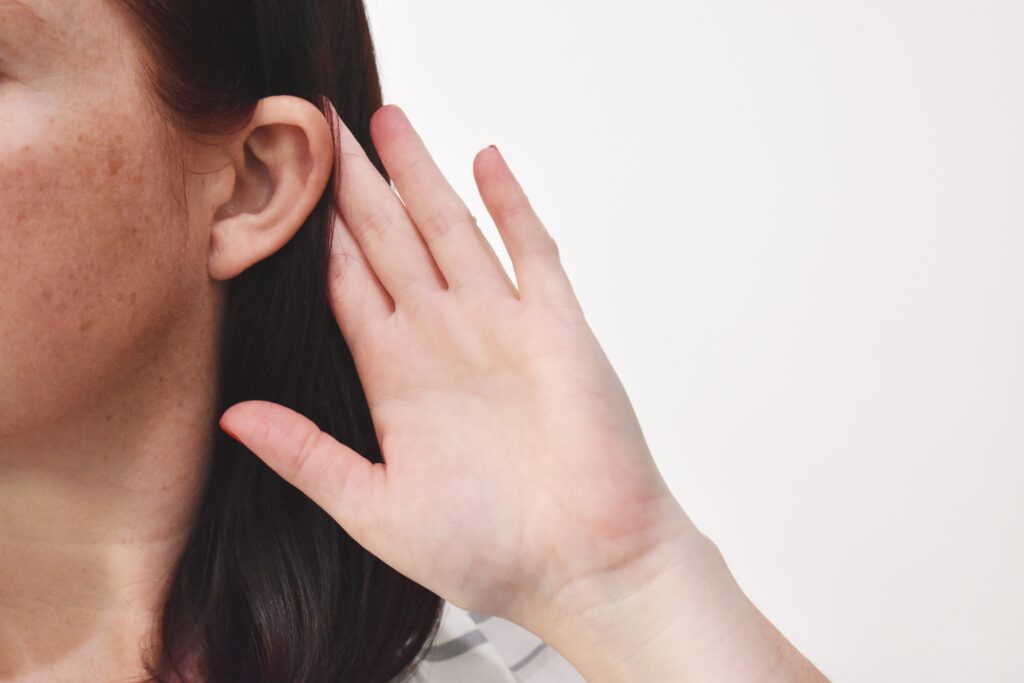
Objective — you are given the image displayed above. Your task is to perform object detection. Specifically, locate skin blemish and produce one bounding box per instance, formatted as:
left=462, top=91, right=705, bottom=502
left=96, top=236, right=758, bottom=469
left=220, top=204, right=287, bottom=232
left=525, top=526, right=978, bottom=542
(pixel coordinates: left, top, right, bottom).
left=106, top=150, right=124, bottom=176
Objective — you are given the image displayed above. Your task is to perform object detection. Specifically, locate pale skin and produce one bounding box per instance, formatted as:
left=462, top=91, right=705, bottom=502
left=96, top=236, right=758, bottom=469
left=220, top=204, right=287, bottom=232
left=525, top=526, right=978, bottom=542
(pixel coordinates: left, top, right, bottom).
left=1, top=0, right=828, bottom=681
left=223, top=102, right=831, bottom=683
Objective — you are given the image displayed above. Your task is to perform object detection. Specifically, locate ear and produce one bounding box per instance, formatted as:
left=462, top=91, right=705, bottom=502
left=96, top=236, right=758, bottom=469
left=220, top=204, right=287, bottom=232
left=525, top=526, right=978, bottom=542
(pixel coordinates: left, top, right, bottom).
left=207, top=95, right=335, bottom=280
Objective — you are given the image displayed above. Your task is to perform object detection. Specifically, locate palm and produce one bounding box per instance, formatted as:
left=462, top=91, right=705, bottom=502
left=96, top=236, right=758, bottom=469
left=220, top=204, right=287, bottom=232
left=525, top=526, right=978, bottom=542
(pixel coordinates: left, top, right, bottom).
left=360, top=292, right=666, bottom=618
left=223, top=103, right=684, bottom=626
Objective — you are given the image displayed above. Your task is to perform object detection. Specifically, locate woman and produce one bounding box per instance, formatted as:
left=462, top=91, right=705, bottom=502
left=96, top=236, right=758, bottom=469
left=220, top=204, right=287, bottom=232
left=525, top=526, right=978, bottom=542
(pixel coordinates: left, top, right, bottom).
left=0, top=0, right=828, bottom=681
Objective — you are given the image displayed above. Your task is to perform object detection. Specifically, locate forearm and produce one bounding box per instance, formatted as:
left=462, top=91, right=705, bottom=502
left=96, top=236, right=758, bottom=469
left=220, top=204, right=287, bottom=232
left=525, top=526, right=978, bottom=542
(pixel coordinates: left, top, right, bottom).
left=521, top=519, right=829, bottom=682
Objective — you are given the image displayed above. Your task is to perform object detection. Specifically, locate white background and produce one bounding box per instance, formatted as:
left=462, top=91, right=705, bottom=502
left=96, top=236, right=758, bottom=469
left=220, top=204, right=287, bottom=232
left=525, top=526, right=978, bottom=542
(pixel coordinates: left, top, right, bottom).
left=363, top=2, right=1023, bottom=681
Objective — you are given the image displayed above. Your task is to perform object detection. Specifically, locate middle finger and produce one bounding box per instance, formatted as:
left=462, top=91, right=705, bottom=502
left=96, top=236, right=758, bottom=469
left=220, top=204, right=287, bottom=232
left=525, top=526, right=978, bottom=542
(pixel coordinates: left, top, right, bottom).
left=370, top=105, right=518, bottom=297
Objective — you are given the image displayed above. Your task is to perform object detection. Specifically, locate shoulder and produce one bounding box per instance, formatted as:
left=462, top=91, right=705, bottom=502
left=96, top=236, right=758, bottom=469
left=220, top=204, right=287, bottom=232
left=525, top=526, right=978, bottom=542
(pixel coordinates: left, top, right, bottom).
left=407, top=601, right=587, bottom=682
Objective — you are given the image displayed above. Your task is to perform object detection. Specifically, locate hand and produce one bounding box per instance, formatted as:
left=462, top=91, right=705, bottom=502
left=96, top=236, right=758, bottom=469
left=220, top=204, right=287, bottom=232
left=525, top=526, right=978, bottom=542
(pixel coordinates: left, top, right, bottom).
left=219, top=101, right=693, bottom=629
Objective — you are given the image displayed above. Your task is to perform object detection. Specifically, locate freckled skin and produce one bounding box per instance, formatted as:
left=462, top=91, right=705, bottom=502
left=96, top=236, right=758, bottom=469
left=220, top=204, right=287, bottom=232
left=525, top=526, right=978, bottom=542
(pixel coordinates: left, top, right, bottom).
left=0, top=2, right=231, bottom=676
left=0, top=0, right=221, bottom=441
left=0, top=0, right=333, bottom=675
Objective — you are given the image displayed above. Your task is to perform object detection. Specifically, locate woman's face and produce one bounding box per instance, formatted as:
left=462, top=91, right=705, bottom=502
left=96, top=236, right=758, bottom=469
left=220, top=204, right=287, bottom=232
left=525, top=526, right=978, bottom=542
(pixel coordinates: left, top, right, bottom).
left=0, top=0, right=219, bottom=438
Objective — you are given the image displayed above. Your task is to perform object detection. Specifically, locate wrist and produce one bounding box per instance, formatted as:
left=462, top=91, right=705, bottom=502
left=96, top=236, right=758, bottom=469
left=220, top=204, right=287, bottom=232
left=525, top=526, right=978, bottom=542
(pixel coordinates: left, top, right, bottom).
left=519, top=511, right=827, bottom=682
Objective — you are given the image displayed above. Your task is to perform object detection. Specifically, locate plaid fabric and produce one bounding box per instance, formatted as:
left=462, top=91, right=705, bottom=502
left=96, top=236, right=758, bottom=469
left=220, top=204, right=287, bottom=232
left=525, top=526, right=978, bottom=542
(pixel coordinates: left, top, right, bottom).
left=407, top=601, right=587, bottom=682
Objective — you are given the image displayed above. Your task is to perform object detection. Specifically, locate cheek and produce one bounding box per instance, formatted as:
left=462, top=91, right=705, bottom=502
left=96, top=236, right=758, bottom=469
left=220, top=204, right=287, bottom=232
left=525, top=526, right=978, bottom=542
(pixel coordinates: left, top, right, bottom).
left=0, top=107, right=198, bottom=431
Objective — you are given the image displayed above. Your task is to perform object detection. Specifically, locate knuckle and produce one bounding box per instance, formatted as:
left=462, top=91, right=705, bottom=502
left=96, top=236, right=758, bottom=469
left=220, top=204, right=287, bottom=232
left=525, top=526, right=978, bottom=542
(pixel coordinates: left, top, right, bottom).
left=291, top=428, right=325, bottom=481
left=525, top=234, right=560, bottom=260
left=392, top=154, right=430, bottom=186
left=547, top=235, right=561, bottom=258
left=419, top=205, right=469, bottom=241
left=497, top=201, right=533, bottom=224
left=352, top=205, right=392, bottom=246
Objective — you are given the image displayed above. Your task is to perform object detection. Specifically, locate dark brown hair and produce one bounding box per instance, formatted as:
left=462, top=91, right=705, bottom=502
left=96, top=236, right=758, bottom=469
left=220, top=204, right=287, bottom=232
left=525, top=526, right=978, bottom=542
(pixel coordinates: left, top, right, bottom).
left=108, top=1, right=445, bottom=681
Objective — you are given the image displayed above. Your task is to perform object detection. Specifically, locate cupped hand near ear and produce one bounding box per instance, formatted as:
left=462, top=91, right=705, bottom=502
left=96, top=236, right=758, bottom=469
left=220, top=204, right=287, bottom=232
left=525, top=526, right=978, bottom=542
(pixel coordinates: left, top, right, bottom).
left=219, top=101, right=692, bottom=629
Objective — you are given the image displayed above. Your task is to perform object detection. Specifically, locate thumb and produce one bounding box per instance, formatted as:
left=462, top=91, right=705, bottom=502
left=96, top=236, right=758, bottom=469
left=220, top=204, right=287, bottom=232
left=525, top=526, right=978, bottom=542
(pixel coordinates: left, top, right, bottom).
left=219, top=400, right=384, bottom=546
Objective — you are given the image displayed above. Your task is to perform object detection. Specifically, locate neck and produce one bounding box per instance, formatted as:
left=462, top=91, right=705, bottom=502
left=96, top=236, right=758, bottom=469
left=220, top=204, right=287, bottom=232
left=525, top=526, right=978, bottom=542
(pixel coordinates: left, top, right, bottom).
left=0, top=310, right=220, bottom=680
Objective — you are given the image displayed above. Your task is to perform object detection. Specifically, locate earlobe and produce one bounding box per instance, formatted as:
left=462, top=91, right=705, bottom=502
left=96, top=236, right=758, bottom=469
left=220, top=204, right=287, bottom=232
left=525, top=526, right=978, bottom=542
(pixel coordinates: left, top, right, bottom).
left=208, top=95, right=335, bottom=281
